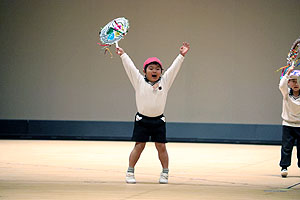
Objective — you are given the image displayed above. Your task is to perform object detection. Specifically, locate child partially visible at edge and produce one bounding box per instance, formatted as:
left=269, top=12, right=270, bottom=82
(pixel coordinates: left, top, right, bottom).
left=279, top=63, right=300, bottom=178
left=116, top=42, right=190, bottom=184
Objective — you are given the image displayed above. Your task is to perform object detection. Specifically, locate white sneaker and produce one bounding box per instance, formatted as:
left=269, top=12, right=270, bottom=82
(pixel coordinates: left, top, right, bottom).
left=281, top=169, right=288, bottom=178
left=159, top=172, right=168, bottom=184
left=126, top=172, right=136, bottom=184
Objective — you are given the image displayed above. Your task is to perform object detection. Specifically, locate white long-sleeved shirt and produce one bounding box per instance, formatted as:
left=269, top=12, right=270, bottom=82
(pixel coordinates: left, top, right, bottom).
left=120, top=53, right=184, bottom=117
left=279, top=74, right=300, bottom=127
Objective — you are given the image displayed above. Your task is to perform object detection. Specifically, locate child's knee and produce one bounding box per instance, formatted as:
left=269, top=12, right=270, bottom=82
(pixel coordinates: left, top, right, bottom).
left=282, top=145, right=293, bottom=153
left=155, top=143, right=166, bottom=151
left=135, top=142, right=146, bottom=151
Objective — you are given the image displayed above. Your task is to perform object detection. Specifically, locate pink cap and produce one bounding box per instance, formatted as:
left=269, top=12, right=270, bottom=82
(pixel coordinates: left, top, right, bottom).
left=143, top=57, right=162, bottom=72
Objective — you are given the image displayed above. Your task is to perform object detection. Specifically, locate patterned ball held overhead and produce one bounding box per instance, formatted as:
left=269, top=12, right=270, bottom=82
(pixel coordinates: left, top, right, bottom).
left=277, top=36, right=300, bottom=78
left=99, top=17, right=130, bottom=47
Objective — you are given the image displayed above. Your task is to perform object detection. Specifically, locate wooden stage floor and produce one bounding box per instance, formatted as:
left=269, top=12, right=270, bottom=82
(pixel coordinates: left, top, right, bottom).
left=0, top=140, right=299, bottom=199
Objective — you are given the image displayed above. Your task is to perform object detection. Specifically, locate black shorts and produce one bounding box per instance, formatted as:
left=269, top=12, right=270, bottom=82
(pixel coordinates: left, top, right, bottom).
left=132, top=112, right=167, bottom=143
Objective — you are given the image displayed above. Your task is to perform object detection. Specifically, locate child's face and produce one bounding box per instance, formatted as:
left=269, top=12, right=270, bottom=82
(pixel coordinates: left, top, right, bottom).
left=288, top=79, right=300, bottom=92
left=144, top=64, right=162, bottom=83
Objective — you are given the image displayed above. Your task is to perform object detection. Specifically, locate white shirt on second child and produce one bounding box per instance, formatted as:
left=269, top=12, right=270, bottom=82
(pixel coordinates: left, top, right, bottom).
left=279, top=74, right=300, bottom=127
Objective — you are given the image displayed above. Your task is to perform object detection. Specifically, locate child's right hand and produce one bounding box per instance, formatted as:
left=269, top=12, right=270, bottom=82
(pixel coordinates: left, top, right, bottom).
left=116, top=47, right=124, bottom=56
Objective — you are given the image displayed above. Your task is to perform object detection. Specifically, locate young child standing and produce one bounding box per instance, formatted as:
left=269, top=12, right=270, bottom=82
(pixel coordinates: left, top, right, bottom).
left=116, top=42, right=190, bottom=184
left=279, top=64, right=300, bottom=178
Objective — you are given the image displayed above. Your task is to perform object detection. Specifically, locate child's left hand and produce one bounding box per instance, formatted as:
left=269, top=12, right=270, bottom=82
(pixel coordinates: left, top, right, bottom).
left=180, top=42, right=190, bottom=57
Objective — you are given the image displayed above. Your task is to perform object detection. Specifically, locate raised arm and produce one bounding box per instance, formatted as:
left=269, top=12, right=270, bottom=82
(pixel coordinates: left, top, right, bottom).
left=279, top=64, right=295, bottom=97
left=116, top=47, right=143, bottom=89
left=162, top=42, right=190, bottom=90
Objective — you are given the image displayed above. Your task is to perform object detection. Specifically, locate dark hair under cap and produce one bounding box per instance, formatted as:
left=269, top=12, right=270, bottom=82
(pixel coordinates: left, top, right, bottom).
left=144, top=62, right=163, bottom=72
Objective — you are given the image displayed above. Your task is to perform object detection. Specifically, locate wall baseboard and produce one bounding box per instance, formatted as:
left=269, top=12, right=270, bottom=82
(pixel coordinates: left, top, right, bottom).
left=0, top=120, right=282, bottom=145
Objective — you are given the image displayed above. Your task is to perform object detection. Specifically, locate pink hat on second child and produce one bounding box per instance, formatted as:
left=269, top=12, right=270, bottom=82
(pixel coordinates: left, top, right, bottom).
left=143, top=57, right=162, bottom=72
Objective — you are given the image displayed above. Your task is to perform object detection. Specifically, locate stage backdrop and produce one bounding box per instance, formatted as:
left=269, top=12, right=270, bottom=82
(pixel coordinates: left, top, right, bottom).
left=1, top=0, right=300, bottom=144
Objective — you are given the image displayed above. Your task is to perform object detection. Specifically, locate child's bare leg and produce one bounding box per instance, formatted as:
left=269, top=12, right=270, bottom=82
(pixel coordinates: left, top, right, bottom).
left=155, top=142, right=169, bottom=169
left=129, top=142, right=146, bottom=168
